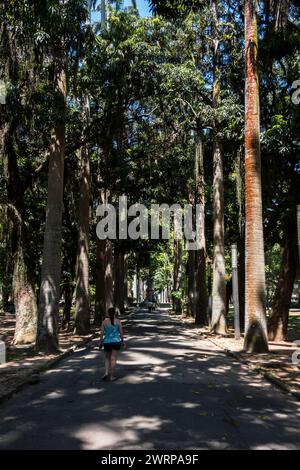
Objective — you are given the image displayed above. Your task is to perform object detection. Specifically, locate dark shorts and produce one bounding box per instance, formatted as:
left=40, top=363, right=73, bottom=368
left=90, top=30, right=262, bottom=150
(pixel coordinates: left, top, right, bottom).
left=104, top=342, right=122, bottom=352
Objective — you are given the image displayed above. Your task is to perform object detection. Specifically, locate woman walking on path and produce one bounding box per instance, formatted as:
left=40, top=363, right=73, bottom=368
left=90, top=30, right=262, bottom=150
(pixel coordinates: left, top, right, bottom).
left=100, top=307, right=125, bottom=381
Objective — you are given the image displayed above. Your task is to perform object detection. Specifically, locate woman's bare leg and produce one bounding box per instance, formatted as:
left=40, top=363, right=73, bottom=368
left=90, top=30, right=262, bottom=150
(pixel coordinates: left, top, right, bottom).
left=110, top=350, right=118, bottom=379
left=104, top=351, right=111, bottom=377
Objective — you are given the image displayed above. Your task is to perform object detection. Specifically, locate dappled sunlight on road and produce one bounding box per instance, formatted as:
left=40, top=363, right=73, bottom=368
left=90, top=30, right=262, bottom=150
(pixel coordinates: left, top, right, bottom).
left=0, top=309, right=300, bottom=450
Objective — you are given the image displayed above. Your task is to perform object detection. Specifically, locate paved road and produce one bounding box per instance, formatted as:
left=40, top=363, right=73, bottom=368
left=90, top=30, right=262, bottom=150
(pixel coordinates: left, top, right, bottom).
left=0, top=309, right=299, bottom=450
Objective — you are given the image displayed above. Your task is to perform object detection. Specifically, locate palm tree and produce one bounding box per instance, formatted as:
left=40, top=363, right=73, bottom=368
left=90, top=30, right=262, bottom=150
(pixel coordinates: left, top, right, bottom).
left=244, top=0, right=268, bottom=353
left=74, top=2, right=91, bottom=335
left=36, top=55, right=67, bottom=353
left=211, top=0, right=226, bottom=334
left=74, top=99, right=91, bottom=335
left=195, top=128, right=208, bottom=325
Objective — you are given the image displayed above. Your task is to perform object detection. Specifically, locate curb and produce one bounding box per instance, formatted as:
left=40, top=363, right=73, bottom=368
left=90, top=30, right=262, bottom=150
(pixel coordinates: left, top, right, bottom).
left=0, top=335, right=96, bottom=405
left=206, top=336, right=300, bottom=401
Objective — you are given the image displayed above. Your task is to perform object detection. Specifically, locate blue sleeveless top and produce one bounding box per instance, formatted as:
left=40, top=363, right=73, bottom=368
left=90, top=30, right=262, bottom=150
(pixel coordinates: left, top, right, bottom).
left=103, top=320, right=121, bottom=344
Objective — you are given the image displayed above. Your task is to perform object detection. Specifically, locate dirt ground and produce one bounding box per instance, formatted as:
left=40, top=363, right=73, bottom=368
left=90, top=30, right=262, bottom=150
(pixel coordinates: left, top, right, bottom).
left=0, top=312, right=96, bottom=401
left=182, top=310, right=300, bottom=397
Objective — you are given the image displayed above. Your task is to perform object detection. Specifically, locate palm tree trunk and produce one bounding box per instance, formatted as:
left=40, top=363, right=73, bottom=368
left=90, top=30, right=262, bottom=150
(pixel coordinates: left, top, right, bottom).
left=244, top=0, right=268, bottom=353
left=1, top=120, right=37, bottom=344
left=211, top=138, right=226, bottom=333
left=61, top=279, right=74, bottom=331
left=187, top=189, right=196, bottom=316
left=173, top=239, right=183, bottom=313
left=3, top=122, right=37, bottom=344
left=114, top=250, right=125, bottom=314
left=94, top=237, right=107, bottom=325
left=268, top=219, right=298, bottom=342
left=74, top=3, right=91, bottom=335
left=12, top=224, right=38, bottom=344
left=187, top=250, right=196, bottom=316
left=195, top=129, right=208, bottom=325
left=124, top=253, right=128, bottom=308
left=211, top=1, right=226, bottom=333
left=238, top=233, right=246, bottom=332
left=36, top=57, right=66, bottom=353
left=74, top=95, right=91, bottom=335
left=105, top=239, right=114, bottom=312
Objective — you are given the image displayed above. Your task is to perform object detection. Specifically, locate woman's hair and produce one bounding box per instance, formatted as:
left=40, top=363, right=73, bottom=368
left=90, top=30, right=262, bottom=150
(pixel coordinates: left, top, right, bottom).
left=108, top=307, right=116, bottom=325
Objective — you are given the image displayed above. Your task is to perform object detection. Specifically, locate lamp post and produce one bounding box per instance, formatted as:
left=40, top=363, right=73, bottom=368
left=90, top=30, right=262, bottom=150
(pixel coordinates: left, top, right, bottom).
left=231, top=244, right=240, bottom=340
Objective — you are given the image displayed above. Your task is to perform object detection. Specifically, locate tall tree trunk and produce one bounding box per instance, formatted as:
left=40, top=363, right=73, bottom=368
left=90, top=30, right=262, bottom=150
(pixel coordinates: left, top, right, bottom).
left=244, top=0, right=268, bottom=353
left=238, top=233, right=246, bottom=332
left=187, top=250, right=196, bottom=316
left=124, top=253, right=128, bottom=309
left=195, top=128, right=207, bottom=325
left=105, top=240, right=114, bottom=311
left=211, top=138, right=226, bottom=333
left=3, top=122, right=37, bottom=344
left=36, top=56, right=66, bottom=353
left=12, top=224, right=38, bottom=344
left=173, top=239, right=182, bottom=313
left=61, top=279, right=73, bottom=331
left=234, top=147, right=245, bottom=331
left=114, top=250, right=125, bottom=314
left=187, top=189, right=196, bottom=316
left=74, top=1, right=91, bottom=335
left=268, top=220, right=299, bottom=342
left=211, top=0, right=226, bottom=334
left=94, top=237, right=107, bottom=325
left=74, top=97, right=91, bottom=335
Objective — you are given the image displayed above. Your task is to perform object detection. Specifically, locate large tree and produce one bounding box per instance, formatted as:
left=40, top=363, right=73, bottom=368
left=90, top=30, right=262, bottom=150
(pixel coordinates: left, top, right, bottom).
left=210, top=0, right=226, bottom=334
left=36, top=53, right=67, bottom=353
left=74, top=1, right=92, bottom=335
left=243, top=0, right=269, bottom=353
left=37, top=0, right=86, bottom=352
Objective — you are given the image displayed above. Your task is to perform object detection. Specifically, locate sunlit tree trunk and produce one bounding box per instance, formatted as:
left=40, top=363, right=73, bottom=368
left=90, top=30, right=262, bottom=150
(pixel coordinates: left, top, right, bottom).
left=187, top=189, right=196, bottom=316
left=268, top=219, right=298, bottom=342
left=61, top=278, right=74, bottom=331
left=2, top=122, right=37, bottom=344
left=244, top=0, right=268, bottom=352
left=211, top=138, right=226, bottom=333
left=195, top=129, right=208, bottom=325
left=12, top=226, right=38, bottom=344
left=114, top=250, right=125, bottom=314
left=211, top=0, right=226, bottom=334
left=124, top=253, right=128, bottom=309
left=173, top=239, right=183, bottom=313
left=238, top=232, right=246, bottom=332
left=187, top=249, right=196, bottom=316
left=74, top=1, right=91, bottom=335
left=74, top=96, right=91, bottom=335
left=36, top=55, right=66, bottom=353
left=94, top=237, right=107, bottom=325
